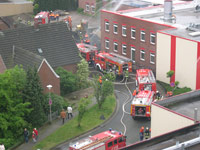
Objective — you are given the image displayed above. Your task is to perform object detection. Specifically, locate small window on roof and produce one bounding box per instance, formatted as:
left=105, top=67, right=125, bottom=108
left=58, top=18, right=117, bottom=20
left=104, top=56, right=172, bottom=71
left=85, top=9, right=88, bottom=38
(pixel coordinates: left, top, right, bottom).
left=38, top=48, right=43, bottom=54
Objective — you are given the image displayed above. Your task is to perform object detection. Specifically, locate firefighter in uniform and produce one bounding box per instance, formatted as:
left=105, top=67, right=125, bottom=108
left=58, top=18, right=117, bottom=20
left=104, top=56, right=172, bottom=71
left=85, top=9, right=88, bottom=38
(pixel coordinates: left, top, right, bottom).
left=144, top=127, right=150, bottom=139
left=125, top=69, right=129, bottom=79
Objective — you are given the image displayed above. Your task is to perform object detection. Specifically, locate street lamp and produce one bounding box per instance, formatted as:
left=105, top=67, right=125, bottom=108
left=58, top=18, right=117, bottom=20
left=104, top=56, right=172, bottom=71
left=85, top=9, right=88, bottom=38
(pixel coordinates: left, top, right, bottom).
left=47, top=84, right=53, bottom=123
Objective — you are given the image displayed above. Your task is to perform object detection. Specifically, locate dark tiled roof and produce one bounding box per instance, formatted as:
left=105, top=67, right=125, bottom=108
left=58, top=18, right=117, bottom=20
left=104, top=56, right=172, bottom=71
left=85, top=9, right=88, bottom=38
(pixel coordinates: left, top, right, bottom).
left=0, top=22, right=81, bottom=69
left=0, top=55, right=6, bottom=73
left=13, top=46, right=43, bottom=70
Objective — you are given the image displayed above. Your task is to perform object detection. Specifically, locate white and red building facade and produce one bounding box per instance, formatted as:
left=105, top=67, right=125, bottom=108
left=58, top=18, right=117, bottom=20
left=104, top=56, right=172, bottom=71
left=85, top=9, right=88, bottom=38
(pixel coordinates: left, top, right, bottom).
left=156, top=29, right=200, bottom=90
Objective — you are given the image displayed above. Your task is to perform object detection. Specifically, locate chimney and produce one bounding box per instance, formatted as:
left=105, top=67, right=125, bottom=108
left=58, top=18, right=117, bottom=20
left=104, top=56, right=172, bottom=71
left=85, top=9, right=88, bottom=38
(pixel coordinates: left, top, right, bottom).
left=163, top=0, right=173, bottom=22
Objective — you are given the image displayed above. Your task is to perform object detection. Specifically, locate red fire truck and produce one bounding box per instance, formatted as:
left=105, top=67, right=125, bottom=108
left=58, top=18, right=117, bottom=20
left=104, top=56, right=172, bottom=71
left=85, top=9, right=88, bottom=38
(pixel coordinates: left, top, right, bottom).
left=69, top=129, right=126, bottom=150
left=135, top=69, right=156, bottom=92
left=131, top=90, right=155, bottom=120
left=34, top=11, right=50, bottom=24
left=94, top=52, right=133, bottom=76
left=76, top=43, right=98, bottom=65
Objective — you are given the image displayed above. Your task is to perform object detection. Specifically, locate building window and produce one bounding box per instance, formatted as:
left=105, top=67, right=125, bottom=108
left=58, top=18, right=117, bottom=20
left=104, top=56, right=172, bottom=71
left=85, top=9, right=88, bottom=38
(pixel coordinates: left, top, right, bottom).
left=140, top=30, right=145, bottom=42
left=122, top=44, right=127, bottom=55
left=131, top=47, right=135, bottom=62
left=86, top=4, right=90, bottom=11
left=113, top=24, right=118, bottom=34
left=105, top=21, right=109, bottom=32
left=150, top=53, right=155, bottom=64
left=114, top=42, right=118, bottom=52
left=140, top=50, right=145, bottom=61
left=131, top=28, right=136, bottom=39
left=105, top=39, right=109, bottom=49
left=150, top=33, right=156, bottom=44
left=122, top=26, right=127, bottom=37
left=91, top=5, right=95, bottom=13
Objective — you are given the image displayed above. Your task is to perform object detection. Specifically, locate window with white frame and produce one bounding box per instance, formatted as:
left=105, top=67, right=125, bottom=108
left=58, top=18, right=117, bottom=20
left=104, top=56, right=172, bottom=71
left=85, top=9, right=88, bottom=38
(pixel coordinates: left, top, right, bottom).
left=122, top=26, right=127, bottom=37
left=131, top=47, right=135, bottom=62
left=122, top=44, right=127, bottom=55
left=131, top=28, right=136, bottom=39
left=150, top=33, right=156, bottom=44
left=114, top=42, right=118, bottom=52
left=105, top=21, right=109, bottom=32
left=140, top=30, right=145, bottom=42
left=86, top=4, right=90, bottom=11
left=105, top=39, right=109, bottom=49
left=140, top=50, right=145, bottom=61
left=113, top=24, right=118, bottom=34
left=91, top=5, right=95, bottom=13
left=150, top=53, right=155, bottom=64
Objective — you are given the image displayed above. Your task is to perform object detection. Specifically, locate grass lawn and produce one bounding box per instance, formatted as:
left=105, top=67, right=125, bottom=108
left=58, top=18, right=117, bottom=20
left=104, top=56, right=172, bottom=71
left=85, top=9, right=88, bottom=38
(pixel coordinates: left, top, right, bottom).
left=157, top=80, right=192, bottom=96
left=33, top=95, right=116, bottom=150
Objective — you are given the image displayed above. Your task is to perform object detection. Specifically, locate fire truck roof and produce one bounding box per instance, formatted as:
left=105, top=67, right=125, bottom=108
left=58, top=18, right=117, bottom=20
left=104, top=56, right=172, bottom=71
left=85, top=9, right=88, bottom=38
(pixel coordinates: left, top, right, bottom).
left=76, top=43, right=97, bottom=53
left=131, top=90, right=154, bottom=106
left=137, top=69, right=156, bottom=84
left=35, top=11, right=49, bottom=19
left=97, top=52, right=129, bottom=65
left=69, top=130, right=123, bottom=149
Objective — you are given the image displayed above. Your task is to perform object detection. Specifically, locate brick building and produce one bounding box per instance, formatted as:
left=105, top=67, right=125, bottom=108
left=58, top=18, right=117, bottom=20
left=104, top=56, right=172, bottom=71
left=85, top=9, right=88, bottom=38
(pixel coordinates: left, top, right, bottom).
left=101, top=8, right=171, bottom=74
left=0, top=22, right=81, bottom=95
left=78, top=0, right=97, bottom=15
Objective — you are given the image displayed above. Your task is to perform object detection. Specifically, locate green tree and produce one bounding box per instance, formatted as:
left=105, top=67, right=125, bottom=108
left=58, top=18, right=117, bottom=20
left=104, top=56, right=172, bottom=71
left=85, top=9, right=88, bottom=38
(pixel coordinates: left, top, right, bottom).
left=93, top=74, right=114, bottom=109
left=76, top=58, right=89, bottom=89
left=77, top=97, right=91, bottom=127
left=0, top=66, right=31, bottom=147
left=55, top=67, right=78, bottom=96
left=22, top=67, right=46, bottom=128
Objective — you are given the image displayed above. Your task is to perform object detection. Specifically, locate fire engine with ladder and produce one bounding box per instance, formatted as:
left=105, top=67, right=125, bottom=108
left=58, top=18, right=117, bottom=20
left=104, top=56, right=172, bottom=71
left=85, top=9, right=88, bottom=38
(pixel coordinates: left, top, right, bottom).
left=94, top=52, right=133, bottom=76
left=77, top=43, right=98, bottom=65
left=69, top=129, right=126, bottom=150
left=131, top=90, right=155, bottom=120
left=135, top=69, right=156, bottom=92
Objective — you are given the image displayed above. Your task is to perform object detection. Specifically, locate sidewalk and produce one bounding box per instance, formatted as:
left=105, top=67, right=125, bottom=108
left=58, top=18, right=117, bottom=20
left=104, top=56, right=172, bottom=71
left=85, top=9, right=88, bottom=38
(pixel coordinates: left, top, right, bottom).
left=14, top=97, right=96, bottom=150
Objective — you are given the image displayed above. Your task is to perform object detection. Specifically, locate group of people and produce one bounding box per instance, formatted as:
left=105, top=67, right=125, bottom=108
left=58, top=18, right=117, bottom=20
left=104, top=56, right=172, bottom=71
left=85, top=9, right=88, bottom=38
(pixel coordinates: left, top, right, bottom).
left=24, top=128, right=38, bottom=143
left=0, top=143, right=5, bottom=150
left=60, top=106, right=73, bottom=124
left=139, top=126, right=151, bottom=141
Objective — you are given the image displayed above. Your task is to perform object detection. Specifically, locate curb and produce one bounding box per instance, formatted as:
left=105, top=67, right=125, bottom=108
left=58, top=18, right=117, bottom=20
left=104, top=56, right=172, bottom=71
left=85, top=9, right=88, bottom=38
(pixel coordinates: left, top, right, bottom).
left=51, top=93, right=119, bottom=150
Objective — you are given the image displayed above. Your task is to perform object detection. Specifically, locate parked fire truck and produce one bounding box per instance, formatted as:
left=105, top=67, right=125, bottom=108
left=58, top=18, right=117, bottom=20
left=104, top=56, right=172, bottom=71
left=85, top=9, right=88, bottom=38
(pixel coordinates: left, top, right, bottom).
left=131, top=90, right=155, bottom=120
left=34, top=11, right=50, bottom=24
left=76, top=43, right=98, bottom=65
left=69, top=129, right=126, bottom=150
left=94, top=52, right=133, bottom=76
left=135, top=69, right=156, bottom=92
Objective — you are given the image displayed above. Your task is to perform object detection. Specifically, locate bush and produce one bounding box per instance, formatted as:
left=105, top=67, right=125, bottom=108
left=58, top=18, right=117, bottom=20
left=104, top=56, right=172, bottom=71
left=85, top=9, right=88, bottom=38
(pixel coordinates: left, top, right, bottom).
left=77, top=8, right=84, bottom=14
left=55, top=67, right=79, bottom=96
left=43, top=93, right=69, bottom=115
left=157, top=80, right=192, bottom=96
left=33, top=4, right=39, bottom=15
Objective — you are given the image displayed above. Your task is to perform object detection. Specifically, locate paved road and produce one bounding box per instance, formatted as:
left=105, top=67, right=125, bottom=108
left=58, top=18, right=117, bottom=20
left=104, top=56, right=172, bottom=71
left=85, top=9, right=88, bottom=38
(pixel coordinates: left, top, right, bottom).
left=55, top=72, right=150, bottom=150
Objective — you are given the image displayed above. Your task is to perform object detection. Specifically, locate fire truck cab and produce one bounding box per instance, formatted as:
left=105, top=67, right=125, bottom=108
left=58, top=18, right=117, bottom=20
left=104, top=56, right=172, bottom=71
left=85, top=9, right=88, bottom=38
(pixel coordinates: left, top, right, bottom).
left=34, top=11, right=50, bottom=24
left=77, top=43, right=98, bottom=65
left=94, top=52, right=133, bottom=76
left=131, top=90, right=155, bottom=120
left=69, top=129, right=126, bottom=150
left=136, top=69, right=156, bottom=92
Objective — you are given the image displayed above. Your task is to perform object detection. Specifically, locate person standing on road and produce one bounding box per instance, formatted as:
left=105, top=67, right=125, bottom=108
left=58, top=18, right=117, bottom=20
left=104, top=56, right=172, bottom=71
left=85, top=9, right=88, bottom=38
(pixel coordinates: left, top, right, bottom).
left=33, top=128, right=38, bottom=140
left=60, top=109, right=66, bottom=124
left=67, top=106, right=73, bottom=119
left=139, top=126, right=144, bottom=141
left=0, top=143, right=5, bottom=150
left=24, top=128, right=29, bottom=143
left=144, top=127, right=150, bottom=139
